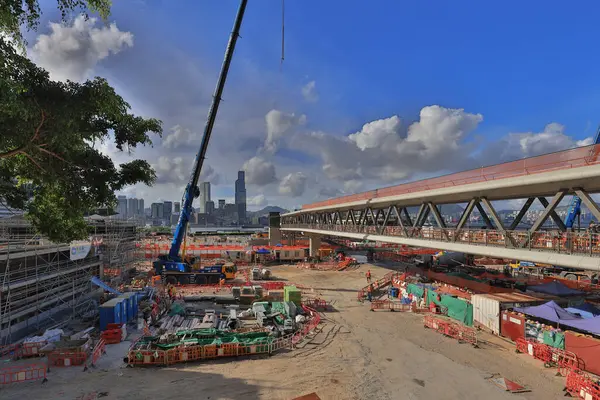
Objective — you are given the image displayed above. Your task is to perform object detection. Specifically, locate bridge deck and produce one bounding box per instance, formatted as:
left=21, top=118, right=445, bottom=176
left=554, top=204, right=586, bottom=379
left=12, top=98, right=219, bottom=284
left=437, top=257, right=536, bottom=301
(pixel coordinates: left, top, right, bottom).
left=293, top=144, right=600, bottom=214
left=281, top=224, right=600, bottom=271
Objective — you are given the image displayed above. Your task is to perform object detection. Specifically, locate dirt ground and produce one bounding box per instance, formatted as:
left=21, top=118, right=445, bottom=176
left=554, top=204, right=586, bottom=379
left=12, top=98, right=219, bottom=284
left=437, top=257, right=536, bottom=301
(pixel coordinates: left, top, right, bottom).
left=1, top=262, right=568, bottom=400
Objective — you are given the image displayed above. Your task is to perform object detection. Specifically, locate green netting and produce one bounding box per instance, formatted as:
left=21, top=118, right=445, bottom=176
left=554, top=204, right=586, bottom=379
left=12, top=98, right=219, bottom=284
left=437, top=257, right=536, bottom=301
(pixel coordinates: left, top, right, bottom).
left=543, top=330, right=565, bottom=349
left=406, top=283, right=424, bottom=298
left=426, top=290, right=473, bottom=326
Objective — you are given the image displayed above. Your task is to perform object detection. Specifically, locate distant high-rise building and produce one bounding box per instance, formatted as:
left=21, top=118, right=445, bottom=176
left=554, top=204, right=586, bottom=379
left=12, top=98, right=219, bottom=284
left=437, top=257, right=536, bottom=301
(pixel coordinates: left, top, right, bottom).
left=198, top=182, right=211, bottom=213
left=174, top=202, right=181, bottom=213
left=235, top=171, right=246, bottom=223
left=206, top=200, right=215, bottom=215
left=117, top=195, right=127, bottom=219
left=151, top=202, right=164, bottom=219
left=127, top=198, right=138, bottom=218
left=218, top=199, right=225, bottom=209
left=137, top=199, right=145, bottom=216
left=163, top=201, right=173, bottom=222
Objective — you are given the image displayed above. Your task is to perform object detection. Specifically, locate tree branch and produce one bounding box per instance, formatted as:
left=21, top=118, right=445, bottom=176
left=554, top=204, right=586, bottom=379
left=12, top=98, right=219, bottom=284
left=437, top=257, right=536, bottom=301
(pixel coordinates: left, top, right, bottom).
left=0, top=110, right=47, bottom=159
left=22, top=152, right=43, bottom=171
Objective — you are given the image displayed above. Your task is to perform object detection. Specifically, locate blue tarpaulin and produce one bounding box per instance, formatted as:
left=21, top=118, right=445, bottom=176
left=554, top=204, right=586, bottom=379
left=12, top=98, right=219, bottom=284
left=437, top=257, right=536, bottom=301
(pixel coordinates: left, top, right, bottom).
left=256, top=248, right=270, bottom=254
left=566, top=303, right=600, bottom=319
left=515, top=301, right=600, bottom=335
left=527, top=281, right=584, bottom=296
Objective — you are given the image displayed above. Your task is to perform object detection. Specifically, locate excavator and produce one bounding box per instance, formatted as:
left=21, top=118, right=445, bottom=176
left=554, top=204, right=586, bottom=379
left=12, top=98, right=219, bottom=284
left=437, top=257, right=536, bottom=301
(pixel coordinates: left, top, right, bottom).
left=153, top=0, right=247, bottom=285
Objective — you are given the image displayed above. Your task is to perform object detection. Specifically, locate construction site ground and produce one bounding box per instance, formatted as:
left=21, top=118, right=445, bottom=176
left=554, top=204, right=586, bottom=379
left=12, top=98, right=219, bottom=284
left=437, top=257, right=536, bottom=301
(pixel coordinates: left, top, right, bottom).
left=2, top=262, right=567, bottom=400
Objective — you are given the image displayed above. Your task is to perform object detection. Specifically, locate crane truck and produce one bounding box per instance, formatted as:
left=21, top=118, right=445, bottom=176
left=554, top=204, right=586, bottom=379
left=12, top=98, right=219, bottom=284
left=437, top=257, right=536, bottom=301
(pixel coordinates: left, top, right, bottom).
left=152, top=0, right=247, bottom=285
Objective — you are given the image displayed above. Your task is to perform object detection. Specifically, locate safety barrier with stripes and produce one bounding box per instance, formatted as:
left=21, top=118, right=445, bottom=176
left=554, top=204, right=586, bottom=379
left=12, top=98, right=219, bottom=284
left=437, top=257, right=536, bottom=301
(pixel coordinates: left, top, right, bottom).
left=0, top=362, right=47, bottom=385
left=423, top=315, right=478, bottom=346
left=83, top=339, right=106, bottom=371
left=514, top=338, right=583, bottom=376
left=127, top=305, right=321, bottom=367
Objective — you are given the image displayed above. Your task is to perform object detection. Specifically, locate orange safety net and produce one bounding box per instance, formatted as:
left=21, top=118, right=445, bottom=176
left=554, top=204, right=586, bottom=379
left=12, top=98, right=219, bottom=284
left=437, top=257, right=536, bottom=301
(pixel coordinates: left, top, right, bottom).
left=303, top=144, right=600, bottom=209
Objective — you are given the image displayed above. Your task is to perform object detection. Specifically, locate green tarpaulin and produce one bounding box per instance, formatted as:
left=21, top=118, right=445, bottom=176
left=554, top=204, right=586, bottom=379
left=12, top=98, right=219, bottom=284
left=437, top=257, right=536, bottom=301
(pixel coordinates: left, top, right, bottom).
left=426, top=290, right=473, bottom=326
left=543, top=330, right=565, bottom=349
left=406, top=283, right=424, bottom=298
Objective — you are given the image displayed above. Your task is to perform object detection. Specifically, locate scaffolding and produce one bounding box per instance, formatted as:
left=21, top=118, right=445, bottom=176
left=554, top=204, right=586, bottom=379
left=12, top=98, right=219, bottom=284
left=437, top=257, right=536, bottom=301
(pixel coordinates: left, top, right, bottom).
left=0, top=217, right=141, bottom=345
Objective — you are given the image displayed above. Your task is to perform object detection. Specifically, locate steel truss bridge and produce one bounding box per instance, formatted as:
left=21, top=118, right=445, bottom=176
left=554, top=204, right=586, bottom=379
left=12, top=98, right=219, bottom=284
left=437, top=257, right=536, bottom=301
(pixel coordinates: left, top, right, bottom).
left=281, top=144, right=600, bottom=271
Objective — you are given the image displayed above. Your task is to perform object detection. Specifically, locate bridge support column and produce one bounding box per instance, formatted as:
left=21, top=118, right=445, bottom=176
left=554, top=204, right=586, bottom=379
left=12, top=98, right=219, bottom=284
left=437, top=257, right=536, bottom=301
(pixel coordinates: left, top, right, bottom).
left=308, top=233, right=322, bottom=258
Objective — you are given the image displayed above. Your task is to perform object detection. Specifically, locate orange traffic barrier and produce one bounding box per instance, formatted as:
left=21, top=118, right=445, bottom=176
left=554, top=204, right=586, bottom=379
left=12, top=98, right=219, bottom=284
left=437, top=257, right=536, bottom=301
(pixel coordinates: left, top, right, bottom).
left=515, top=338, right=583, bottom=375
left=370, top=300, right=411, bottom=312
left=20, top=341, right=46, bottom=358
left=423, top=315, right=477, bottom=346
left=47, top=351, right=87, bottom=367
left=0, top=362, right=47, bottom=385
left=84, top=339, right=106, bottom=370
left=565, top=368, right=600, bottom=399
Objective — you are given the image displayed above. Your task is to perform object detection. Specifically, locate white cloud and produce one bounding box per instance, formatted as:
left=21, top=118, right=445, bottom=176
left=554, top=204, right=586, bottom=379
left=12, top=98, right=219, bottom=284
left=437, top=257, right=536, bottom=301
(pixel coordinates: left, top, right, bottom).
left=301, top=80, right=319, bottom=102
left=162, top=125, right=196, bottom=149
left=296, top=105, right=483, bottom=186
left=152, top=156, right=219, bottom=186
left=488, top=122, right=593, bottom=162
left=264, top=109, right=307, bottom=154
left=279, top=172, right=308, bottom=197
left=242, top=156, right=277, bottom=186
left=29, top=15, right=133, bottom=82
left=247, top=194, right=268, bottom=207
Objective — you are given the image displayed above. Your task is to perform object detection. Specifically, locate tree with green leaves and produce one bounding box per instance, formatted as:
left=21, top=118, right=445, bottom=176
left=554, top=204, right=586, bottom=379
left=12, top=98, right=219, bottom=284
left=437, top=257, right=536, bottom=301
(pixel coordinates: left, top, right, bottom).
left=0, top=1, right=162, bottom=243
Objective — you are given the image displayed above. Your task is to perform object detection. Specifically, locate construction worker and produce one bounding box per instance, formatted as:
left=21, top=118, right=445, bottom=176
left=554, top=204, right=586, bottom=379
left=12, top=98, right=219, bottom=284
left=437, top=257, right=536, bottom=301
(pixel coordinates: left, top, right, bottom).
left=367, top=284, right=373, bottom=302
left=366, top=269, right=372, bottom=283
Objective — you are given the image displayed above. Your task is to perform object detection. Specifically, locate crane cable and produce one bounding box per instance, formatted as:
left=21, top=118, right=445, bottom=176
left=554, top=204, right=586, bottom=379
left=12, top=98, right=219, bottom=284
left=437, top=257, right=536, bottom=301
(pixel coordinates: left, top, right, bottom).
left=280, top=0, right=285, bottom=70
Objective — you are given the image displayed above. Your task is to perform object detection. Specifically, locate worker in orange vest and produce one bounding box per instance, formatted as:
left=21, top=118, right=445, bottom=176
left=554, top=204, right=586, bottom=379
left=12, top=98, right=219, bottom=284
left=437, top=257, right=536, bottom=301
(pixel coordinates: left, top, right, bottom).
left=367, top=284, right=373, bottom=302
left=366, top=269, right=372, bottom=283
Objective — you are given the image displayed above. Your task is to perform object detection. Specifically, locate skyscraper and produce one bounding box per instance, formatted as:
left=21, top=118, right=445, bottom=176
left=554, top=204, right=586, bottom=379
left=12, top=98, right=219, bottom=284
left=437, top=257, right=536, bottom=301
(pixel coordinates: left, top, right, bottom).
left=174, top=202, right=181, bottom=213
left=218, top=199, right=225, bottom=209
left=117, top=195, right=127, bottom=219
left=163, top=201, right=173, bottom=222
left=137, top=199, right=145, bottom=216
left=235, top=171, right=246, bottom=223
left=151, top=202, right=163, bottom=219
left=198, top=182, right=211, bottom=213
left=127, top=198, right=138, bottom=218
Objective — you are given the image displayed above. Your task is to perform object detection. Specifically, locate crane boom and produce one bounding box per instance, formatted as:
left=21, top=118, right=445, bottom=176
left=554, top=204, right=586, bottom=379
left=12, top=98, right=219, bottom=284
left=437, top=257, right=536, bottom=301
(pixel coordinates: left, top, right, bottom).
left=168, top=0, right=248, bottom=261
left=564, top=125, right=600, bottom=229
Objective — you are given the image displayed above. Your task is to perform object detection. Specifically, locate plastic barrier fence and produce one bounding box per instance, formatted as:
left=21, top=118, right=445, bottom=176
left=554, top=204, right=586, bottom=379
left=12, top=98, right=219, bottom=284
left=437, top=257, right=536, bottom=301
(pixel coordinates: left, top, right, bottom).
left=21, top=341, right=46, bottom=358
left=47, top=351, right=87, bottom=367
left=127, top=305, right=321, bottom=367
left=0, top=363, right=47, bottom=385
left=565, top=368, right=600, bottom=399
left=303, top=298, right=329, bottom=311
left=85, top=339, right=106, bottom=370
left=423, top=315, right=477, bottom=346
left=515, top=338, right=583, bottom=375
left=370, top=300, right=412, bottom=312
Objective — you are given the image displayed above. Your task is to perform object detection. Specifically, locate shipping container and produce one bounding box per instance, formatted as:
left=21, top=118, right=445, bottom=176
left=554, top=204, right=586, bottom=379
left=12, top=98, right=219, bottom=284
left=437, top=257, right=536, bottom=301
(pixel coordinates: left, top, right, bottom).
left=472, top=293, right=543, bottom=335
left=565, top=331, right=600, bottom=376
left=500, top=311, right=526, bottom=341
left=99, top=298, right=123, bottom=331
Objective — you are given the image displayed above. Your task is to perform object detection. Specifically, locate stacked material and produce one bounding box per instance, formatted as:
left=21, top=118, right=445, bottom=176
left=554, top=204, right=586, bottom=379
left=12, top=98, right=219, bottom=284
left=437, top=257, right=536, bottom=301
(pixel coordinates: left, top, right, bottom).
left=131, top=329, right=274, bottom=351
left=284, top=286, right=302, bottom=305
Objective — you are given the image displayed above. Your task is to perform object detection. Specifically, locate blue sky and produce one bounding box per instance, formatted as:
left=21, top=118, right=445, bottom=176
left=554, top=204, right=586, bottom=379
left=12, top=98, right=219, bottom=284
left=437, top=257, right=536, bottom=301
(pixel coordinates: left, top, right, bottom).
left=27, top=0, right=600, bottom=209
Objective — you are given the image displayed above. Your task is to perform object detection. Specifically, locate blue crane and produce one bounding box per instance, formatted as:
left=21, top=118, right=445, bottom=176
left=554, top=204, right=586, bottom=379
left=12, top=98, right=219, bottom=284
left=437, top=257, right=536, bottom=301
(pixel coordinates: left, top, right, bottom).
left=563, top=125, right=600, bottom=229
left=153, top=0, right=247, bottom=282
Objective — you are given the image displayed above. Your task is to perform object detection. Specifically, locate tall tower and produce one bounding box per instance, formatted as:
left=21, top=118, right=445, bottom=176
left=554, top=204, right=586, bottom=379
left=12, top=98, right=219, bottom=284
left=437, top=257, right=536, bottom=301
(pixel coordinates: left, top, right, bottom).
left=127, top=198, right=138, bottom=218
left=198, top=182, right=211, bottom=213
left=117, top=195, right=127, bottom=219
left=235, top=171, right=246, bottom=224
